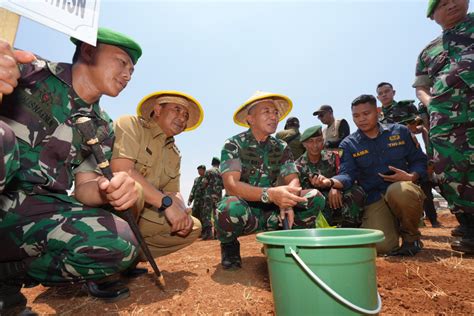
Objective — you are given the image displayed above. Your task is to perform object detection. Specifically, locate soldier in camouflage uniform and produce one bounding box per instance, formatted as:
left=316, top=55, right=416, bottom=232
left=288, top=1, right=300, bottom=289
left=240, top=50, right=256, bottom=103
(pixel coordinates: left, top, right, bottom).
left=188, top=165, right=206, bottom=222
left=275, top=117, right=305, bottom=159
left=0, top=28, right=144, bottom=311
left=377, top=82, right=442, bottom=228
left=215, top=91, right=325, bottom=269
left=295, top=125, right=366, bottom=227
left=200, top=157, right=224, bottom=240
left=414, top=0, right=474, bottom=253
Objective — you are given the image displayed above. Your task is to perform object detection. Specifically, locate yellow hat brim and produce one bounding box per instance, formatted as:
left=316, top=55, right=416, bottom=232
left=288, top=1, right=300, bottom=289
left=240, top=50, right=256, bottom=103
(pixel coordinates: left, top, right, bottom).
left=136, top=90, right=204, bottom=132
left=233, top=92, right=293, bottom=128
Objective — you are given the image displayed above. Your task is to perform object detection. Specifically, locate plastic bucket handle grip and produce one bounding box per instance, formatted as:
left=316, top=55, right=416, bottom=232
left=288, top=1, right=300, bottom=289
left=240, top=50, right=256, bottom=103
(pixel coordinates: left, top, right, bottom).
left=289, top=247, right=382, bottom=315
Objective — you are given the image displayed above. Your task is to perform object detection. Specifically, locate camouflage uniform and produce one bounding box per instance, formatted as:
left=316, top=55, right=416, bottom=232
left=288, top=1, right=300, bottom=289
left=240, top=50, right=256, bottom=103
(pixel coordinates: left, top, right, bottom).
left=380, top=100, right=419, bottom=124
left=413, top=12, right=474, bottom=215
left=275, top=128, right=305, bottom=159
left=0, top=58, right=138, bottom=284
left=201, top=166, right=223, bottom=230
left=189, top=175, right=206, bottom=221
left=215, top=130, right=325, bottom=243
left=295, top=151, right=365, bottom=227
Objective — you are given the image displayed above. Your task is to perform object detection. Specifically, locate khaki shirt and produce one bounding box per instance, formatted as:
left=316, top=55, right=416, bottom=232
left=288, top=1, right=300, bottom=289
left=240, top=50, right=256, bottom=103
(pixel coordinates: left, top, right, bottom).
left=113, top=115, right=181, bottom=194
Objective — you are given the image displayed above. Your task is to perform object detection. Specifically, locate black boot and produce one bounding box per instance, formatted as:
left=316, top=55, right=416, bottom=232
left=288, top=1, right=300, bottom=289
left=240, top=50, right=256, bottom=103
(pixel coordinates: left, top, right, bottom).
left=451, top=213, right=474, bottom=254
left=220, top=240, right=241, bottom=269
left=386, top=240, right=423, bottom=256
left=0, top=261, right=37, bottom=315
left=201, top=226, right=213, bottom=240
left=451, top=212, right=468, bottom=237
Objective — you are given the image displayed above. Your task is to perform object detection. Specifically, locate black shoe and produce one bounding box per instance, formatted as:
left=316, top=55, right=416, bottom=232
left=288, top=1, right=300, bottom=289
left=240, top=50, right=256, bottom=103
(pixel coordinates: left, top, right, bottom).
left=0, top=282, right=27, bottom=312
left=201, top=227, right=214, bottom=240
left=386, top=240, right=423, bottom=257
left=220, top=240, right=241, bottom=269
left=451, top=238, right=474, bottom=254
left=451, top=225, right=467, bottom=237
left=83, top=280, right=130, bottom=302
left=121, top=267, right=148, bottom=278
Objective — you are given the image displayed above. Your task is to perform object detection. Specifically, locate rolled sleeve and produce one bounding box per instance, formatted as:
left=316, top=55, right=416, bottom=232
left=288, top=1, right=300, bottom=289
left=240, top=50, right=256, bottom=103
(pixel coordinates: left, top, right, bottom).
left=332, top=140, right=357, bottom=189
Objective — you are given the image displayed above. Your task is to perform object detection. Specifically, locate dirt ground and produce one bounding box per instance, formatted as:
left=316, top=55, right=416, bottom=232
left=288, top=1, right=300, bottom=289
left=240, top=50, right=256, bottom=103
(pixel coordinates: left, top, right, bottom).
left=19, top=210, right=473, bottom=315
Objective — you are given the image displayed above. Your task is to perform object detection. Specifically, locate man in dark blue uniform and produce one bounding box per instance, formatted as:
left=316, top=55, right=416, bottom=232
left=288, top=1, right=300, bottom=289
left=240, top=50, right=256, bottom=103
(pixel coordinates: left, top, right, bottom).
left=332, top=95, right=427, bottom=256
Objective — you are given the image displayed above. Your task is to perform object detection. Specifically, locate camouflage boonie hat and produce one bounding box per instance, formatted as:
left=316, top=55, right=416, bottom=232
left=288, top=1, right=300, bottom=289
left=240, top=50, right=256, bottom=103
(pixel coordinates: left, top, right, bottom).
left=427, top=0, right=440, bottom=17
left=233, top=90, right=293, bottom=128
left=136, top=90, right=204, bottom=132
left=300, top=125, right=323, bottom=142
left=70, top=27, right=142, bottom=64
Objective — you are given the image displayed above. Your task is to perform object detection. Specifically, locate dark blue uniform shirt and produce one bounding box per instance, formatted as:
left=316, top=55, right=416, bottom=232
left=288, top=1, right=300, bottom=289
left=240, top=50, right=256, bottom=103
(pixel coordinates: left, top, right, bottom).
left=333, top=123, right=427, bottom=205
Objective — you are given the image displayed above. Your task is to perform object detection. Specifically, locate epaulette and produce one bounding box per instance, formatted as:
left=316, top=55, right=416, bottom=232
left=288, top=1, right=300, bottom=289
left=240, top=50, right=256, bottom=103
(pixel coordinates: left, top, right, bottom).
left=171, top=143, right=181, bottom=155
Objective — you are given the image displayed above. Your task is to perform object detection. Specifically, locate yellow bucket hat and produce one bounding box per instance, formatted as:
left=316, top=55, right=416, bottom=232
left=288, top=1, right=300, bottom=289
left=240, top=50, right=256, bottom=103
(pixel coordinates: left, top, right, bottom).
left=136, top=90, right=204, bottom=132
left=233, top=90, right=293, bottom=128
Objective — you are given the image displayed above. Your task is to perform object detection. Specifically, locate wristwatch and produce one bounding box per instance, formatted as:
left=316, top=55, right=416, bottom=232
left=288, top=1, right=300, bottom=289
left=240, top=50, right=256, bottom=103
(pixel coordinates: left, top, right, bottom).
left=260, top=187, right=270, bottom=204
left=157, top=195, right=173, bottom=213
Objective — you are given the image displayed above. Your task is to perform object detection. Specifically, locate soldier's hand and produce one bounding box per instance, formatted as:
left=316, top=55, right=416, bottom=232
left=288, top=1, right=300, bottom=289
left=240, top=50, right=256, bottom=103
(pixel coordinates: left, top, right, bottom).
left=0, top=40, right=36, bottom=95
left=97, top=172, right=139, bottom=211
left=268, top=186, right=306, bottom=209
left=310, top=174, right=330, bottom=188
left=328, top=188, right=343, bottom=209
left=279, top=207, right=294, bottom=229
left=378, top=166, right=415, bottom=183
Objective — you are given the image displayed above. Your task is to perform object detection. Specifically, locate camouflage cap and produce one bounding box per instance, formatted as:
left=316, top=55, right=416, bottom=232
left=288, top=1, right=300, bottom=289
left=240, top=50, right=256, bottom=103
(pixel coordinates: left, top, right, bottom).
left=197, top=165, right=206, bottom=170
left=211, top=157, right=220, bottom=165
left=136, top=90, right=204, bottom=132
left=390, top=101, right=419, bottom=125
left=71, top=27, right=142, bottom=64
left=233, top=91, right=293, bottom=128
left=300, top=125, right=323, bottom=142
left=427, top=0, right=440, bottom=17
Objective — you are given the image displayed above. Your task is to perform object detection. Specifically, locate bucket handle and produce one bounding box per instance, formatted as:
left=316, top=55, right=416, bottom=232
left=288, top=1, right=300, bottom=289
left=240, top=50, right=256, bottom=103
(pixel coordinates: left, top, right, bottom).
left=289, top=247, right=382, bottom=315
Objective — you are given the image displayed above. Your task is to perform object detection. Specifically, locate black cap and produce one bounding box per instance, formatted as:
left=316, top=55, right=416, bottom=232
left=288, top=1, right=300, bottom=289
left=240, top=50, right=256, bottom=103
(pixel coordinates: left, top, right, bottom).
left=313, top=105, right=333, bottom=116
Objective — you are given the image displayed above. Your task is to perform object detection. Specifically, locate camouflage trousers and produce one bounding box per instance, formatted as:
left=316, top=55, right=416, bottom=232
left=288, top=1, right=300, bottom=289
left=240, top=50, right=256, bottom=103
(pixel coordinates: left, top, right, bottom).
left=200, top=195, right=220, bottom=229
left=215, top=194, right=325, bottom=243
left=429, top=88, right=474, bottom=214
left=320, top=184, right=366, bottom=227
left=0, top=121, right=20, bottom=192
left=0, top=192, right=138, bottom=284
left=191, top=198, right=204, bottom=222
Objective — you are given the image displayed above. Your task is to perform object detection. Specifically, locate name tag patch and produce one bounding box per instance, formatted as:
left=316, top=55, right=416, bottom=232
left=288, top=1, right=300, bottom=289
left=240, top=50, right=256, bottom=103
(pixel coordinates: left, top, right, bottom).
left=388, top=140, right=405, bottom=148
left=353, top=149, right=369, bottom=158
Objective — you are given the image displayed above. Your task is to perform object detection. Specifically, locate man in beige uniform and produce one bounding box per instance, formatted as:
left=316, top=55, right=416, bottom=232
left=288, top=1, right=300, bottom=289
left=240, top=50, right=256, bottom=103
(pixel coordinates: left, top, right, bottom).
left=313, top=105, right=350, bottom=150
left=111, top=90, right=203, bottom=261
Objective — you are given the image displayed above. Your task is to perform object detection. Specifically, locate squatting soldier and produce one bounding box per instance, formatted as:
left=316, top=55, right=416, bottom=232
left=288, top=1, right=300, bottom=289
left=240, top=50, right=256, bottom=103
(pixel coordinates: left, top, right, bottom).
left=0, top=28, right=144, bottom=311
left=275, top=116, right=305, bottom=159
left=413, top=0, right=473, bottom=253
left=188, top=165, right=207, bottom=222
left=295, top=125, right=366, bottom=227
left=200, top=157, right=224, bottom=240
left=377, top=81, right=441, bottom=228
left=215, top=91, right=325, bottom=270
left=111, top=91, right=203, bottom=264
left=333, top=95, right=427, bottom=256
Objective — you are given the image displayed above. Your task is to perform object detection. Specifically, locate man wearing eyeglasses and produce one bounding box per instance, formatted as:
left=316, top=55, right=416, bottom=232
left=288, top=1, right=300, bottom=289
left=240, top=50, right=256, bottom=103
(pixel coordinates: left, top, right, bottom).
left=313, top=105, right=350, bottom=149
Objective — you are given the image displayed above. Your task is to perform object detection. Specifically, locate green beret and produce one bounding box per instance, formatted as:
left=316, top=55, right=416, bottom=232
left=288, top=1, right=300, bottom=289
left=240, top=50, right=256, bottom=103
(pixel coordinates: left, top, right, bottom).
left=197, top=165, right=206, bottom=170
left=427, top=0, right=440, bottom=17
left=70, top=27, right=142, bottom=64
left=300, top=125, right=323, bottom=143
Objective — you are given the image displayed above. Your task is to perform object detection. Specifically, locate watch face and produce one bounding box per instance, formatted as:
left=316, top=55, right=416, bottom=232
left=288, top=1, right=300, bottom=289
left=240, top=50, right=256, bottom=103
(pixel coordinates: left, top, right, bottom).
left=261, top=189, right=269, bottom=203
left=162, top=196, right=173, bottom=208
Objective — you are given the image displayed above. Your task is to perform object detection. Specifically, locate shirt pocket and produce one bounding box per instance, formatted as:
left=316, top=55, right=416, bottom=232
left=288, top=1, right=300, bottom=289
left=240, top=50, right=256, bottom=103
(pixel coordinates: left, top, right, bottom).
left=355, top=154, right=372, bottom=169
left=135, top=148, right=153, bottom=178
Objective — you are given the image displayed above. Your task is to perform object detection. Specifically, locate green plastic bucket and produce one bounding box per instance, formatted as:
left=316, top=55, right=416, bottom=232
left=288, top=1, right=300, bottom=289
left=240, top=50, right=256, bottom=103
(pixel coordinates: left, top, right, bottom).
left=256, top=228, right=384, bottom=315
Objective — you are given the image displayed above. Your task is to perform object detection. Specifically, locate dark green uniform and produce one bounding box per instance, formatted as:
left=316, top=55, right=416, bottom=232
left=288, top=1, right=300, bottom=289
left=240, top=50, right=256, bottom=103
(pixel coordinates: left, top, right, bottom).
left=0, top=58, right=138, bottom=284
left=295, top=151, right=365, bottom=227
left=215, top=130, right=325, bottom=243
left=189, top=175, right=206, bottom=221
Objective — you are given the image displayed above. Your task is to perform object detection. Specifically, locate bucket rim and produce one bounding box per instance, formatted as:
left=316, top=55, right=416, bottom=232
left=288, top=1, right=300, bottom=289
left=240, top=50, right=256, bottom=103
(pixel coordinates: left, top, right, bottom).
left=256, top=228, right=385, bottom=247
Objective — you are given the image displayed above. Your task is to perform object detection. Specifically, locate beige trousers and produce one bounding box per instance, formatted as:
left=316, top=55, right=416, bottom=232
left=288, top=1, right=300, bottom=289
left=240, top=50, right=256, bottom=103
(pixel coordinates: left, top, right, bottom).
left=362, top=181, right=424, bottom=254
left=138, top=208, right=202, bottom=258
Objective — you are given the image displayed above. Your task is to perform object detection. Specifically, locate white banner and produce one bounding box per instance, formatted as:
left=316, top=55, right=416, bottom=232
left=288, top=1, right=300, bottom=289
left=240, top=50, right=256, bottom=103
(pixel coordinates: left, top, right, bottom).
left=0, top=0, right=100, bottom=46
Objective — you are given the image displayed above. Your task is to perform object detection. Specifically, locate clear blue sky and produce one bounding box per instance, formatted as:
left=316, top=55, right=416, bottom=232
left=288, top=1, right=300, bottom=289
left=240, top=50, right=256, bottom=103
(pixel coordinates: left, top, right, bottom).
left=13, top=0, right=470, bottom=198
